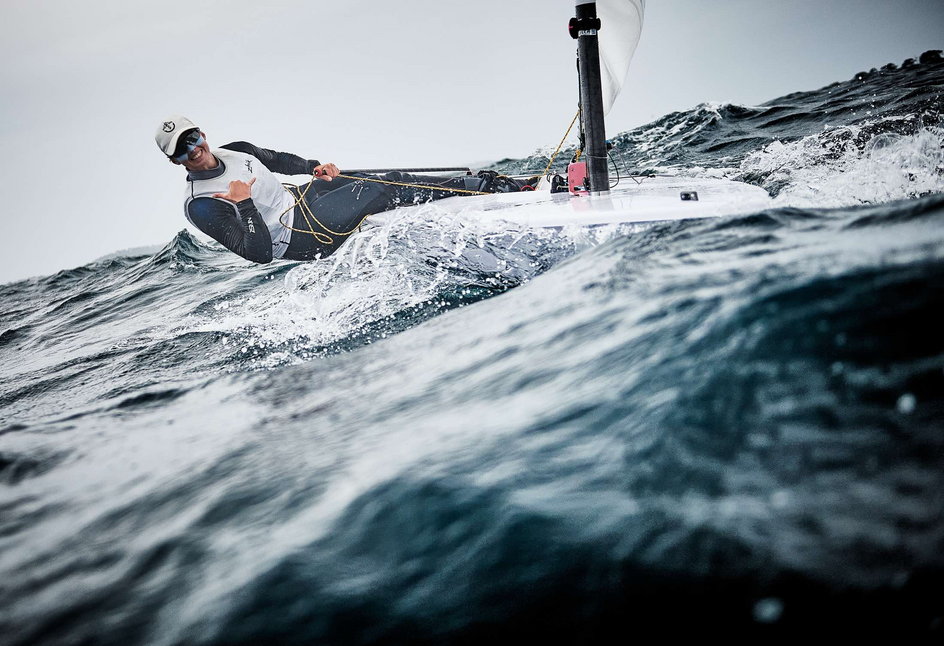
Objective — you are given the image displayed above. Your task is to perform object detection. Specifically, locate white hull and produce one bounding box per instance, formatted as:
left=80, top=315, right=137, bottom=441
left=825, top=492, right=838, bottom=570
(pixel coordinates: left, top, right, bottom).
left=368, top=176, right=771, bottom=229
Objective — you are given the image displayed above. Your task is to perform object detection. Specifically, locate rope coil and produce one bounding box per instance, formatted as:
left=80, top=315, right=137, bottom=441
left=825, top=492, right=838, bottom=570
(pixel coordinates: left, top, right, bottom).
left=278, top=171, right=493, bottom=241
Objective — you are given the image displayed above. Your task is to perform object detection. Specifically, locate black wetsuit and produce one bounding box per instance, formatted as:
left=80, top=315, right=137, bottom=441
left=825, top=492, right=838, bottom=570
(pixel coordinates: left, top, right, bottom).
left=184, top=142, right=520, bottom=264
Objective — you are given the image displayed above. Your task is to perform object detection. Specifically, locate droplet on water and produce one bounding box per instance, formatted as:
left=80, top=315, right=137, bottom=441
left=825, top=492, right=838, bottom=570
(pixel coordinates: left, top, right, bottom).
left=753, top=598, right=784, bottom=623
left=896, top=393, right=916, bottom=414
left=770, top=490, right=790, bottom=509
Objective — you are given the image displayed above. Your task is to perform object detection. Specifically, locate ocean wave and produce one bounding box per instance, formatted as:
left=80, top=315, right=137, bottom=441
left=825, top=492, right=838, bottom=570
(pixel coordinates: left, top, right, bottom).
left=179, top=203, right=585, bottom=362
left=2, top=51, right=943, bottom=644
left=739, top=125, right=944, bottom=203
left=494, top=49, right=943, bottom=210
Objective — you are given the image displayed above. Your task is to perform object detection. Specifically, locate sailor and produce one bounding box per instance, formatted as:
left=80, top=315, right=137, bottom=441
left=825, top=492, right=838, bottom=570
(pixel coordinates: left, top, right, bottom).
left=155, top=115, right=525, bottom=264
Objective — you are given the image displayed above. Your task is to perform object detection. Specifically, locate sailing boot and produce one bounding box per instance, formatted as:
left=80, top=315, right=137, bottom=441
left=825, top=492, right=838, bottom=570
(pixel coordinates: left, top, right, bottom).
left=475, top=170, right=522, bottom=193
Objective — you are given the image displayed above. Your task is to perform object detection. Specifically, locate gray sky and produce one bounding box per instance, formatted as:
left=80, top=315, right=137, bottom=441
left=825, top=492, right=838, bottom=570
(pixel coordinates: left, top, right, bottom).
left=1, top=0, right=941, bottom=284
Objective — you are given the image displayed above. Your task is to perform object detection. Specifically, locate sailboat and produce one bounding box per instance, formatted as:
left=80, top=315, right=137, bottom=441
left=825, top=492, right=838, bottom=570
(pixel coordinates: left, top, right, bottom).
left=370, top=0, right=770, bottom=229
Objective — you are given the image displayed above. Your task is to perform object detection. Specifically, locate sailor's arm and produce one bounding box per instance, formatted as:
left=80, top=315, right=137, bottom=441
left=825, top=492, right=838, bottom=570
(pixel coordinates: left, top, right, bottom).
left=221, top=141, right=339, bottom=180
left=186, top=179, right=273, bottom=264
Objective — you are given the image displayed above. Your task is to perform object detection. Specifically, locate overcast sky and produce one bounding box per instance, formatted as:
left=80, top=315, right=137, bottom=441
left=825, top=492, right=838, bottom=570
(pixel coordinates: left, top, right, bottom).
left=1, top=0, right=941, bottom=284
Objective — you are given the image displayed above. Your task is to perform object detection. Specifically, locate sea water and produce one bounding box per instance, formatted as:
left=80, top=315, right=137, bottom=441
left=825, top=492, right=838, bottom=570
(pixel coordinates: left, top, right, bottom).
left=1, top=51, right=943, bottom=643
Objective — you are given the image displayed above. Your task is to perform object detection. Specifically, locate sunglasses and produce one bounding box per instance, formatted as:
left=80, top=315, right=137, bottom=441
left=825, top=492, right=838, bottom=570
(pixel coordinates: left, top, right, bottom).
left=170, top=130, right=205, bottom=162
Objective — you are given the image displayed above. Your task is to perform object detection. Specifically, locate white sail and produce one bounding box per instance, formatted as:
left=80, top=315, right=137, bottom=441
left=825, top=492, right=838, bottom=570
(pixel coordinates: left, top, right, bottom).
left=594, top=0, right=645, bottom=115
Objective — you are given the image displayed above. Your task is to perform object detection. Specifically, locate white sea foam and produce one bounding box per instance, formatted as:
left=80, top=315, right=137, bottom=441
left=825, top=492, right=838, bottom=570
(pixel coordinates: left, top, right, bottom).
left=181, top=122, right=944, bottom=360
left=181, top=202, right=598, bottom=363
left=740, top=125, right=944, bottom=207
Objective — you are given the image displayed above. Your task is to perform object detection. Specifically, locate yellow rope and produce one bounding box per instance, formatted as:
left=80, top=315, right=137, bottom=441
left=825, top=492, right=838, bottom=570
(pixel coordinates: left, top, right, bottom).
left=292, top=185, right=334, bottom=244
left=276, top=109, right=582, bottom=240
left=334, top=173, right=490, bottom=196
left=277, top=170, right=492, bottom=240
left=539, top=108, right=581, bottom=179
left=278, top=181, right=336, bottom=242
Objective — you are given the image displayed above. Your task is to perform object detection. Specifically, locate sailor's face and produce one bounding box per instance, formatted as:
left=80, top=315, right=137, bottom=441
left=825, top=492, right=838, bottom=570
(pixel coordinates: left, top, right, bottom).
left=176, top=132, right=216, bottom=172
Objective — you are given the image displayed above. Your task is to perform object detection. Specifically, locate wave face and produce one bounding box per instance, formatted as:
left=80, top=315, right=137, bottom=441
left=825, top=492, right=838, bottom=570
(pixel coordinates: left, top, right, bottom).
left=1, top=52, right=943, bottom=643
left=497, top=49, right=944, bottom=205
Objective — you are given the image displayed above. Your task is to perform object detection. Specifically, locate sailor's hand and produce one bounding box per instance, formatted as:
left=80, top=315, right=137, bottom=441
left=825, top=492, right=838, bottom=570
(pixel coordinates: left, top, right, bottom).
left=314, top=163, right=339, bottom=181
left=212, top=177, right=256, bottom=202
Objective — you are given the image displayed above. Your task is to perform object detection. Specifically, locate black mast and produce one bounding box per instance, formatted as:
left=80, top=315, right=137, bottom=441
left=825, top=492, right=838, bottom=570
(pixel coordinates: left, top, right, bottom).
left=570, top=1, right=608, bottom=194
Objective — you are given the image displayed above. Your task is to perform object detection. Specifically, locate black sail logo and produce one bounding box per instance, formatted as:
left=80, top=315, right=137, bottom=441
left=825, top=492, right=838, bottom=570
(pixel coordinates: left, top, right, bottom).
left=162, top=121, right=175, bottom=132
